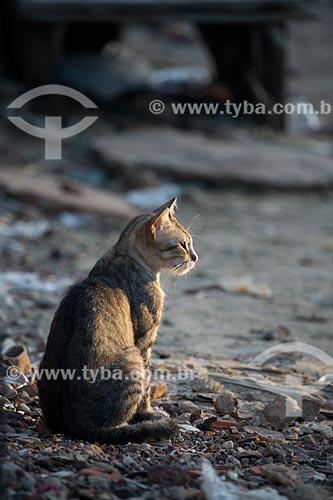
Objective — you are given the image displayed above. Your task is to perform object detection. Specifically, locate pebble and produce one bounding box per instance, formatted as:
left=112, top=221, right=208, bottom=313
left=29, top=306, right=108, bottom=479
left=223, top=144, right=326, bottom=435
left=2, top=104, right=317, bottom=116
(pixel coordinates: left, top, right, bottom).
left=302, top=397, right=322, bottom=421
left=35, top=295, right=58, bottom=308
left=191, top=377, right=223, bottom=393
left=263, top=444, right=287, bottom=464
left=0, top=381, right=17, bottom=398
left=88, top=474, right=111, bottom=489
left=214, top=390, right=238, bottom=416
left=17, top=472, right=36, bottom=491
left=301, top=434, right=316, bottom=445
left=21, top=384, right=38, bottom=397
left=18, top=390, right=34, bottom=403
left=178, top=400, right=200, bottom=413
left=122, top=454, right=137, bottom=467
left=0, top=424, right=16, bottom=433
left=262, top=395, right=300, bottom=429
left=311, top=424, right=333, bottom=439
left=0, top=396, right=11, bottom=406
left=222, top=440, right=234, bottom=450
left=1, top=463, right=20, bottom=486
left=19, top=403, right=31, bottom=413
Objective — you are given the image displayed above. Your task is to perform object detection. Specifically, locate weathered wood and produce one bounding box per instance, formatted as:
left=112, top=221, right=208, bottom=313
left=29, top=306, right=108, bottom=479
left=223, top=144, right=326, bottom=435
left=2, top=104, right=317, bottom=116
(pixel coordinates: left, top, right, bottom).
left=92, top=127, right=333, bottom=189
left=0, top=170, right=136, bottom=218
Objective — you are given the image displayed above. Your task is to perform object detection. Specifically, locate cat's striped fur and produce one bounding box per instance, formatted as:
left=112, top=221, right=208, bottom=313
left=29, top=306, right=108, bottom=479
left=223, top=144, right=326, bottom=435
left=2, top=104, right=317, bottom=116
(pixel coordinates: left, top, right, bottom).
left=38, top=198, right=198, bottom=444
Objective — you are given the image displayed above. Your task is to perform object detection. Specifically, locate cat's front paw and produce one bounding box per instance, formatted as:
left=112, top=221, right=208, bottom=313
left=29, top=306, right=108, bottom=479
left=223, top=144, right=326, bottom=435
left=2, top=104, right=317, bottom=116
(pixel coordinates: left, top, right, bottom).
left=150, top=408, right=169, bottom=419
left=130, top=409, right=169, bottom=423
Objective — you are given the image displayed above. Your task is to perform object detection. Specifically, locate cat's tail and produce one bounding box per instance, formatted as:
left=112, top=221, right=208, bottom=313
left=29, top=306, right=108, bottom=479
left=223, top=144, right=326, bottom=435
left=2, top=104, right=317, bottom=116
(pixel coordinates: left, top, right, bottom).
left=72, top=419, right=178, bottom=445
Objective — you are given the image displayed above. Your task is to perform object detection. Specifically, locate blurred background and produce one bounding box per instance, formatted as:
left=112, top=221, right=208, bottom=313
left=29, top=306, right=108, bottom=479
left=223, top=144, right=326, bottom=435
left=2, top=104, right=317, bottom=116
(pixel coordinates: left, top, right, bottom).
left=0, top=0, right=332, bottom=360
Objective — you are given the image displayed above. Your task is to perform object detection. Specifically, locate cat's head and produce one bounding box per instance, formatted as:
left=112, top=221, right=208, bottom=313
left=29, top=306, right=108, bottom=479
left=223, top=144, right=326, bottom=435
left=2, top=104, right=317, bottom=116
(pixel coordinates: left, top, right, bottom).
left=136, top=198, right=198, bottom=275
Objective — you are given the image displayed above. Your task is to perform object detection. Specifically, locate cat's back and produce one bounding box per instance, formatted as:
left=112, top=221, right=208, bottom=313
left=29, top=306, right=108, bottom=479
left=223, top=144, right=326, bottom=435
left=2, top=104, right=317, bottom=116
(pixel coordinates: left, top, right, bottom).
left=43, top=275, right=133, bottom=364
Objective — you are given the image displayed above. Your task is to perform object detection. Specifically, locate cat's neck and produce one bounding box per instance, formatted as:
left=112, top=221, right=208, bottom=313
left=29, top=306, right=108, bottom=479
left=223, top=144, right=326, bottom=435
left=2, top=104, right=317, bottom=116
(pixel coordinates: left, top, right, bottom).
left=119, top=245, right=159, bottom=283
left=89, top=241, right=160, bottom=284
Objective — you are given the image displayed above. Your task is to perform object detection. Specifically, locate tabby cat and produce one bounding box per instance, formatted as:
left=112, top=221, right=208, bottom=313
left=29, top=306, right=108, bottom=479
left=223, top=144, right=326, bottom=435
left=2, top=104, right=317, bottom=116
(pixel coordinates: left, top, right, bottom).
left=38, top=198, right=198, bottom=444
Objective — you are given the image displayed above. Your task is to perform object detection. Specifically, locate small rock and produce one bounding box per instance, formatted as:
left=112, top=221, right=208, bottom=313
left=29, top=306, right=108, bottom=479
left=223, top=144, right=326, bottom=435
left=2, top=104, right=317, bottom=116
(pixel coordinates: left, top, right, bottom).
left=263, top=444, right=287, bottom=464
left=150, top=382, right=167, bottom=399
left=77, top=490, right=96, bottom=499
left=0, top=424, right=16, bottom=433
left=179, top=424, right=201, bottom=433
left=21, top=383, right=38, bottom=397
left=285, top=484, right=332, bottom=500
left=160, top=403, right=182, bottom=417
left=87, top=475, right=110, bottom=489
left=122, top=454, right=136, bottom=467
left=320, top=400, right=333, bottom=418
left=35, top=295, right=58, bottom=308
left=17, top=390, right=34, bottom=403
left=311, top=423, right=333, bottom=439
left=87, top=443, right=104, bottom=456
left=302, top=397, right=322, bottom=421
left=178, top=400, right=200, bottom=413
left=244, top=425, right=285, bottom=442
left=0, top=396, right=10, bottom=406
left=1, top=463, right=21, bottom=486
left=191, top=377, right=223, bottom=393
left=17, top=471, right=37, bottom=491
left=214, top=390, right=238, bottom=416
left=210, top=419, right=237, bottom=430
left=0, top=381, right=17, bottom=398
left=262, top=395, right=300, bottom=429
left=195, top=416, right=217, bottom=431
left=260, top=463, right=299, bottom=487
left=222, top=440, right=234, bottom=450
left=301, top=434, right=316, bottom=445
left=19, top=403, right=31, bottom=413
left=168, top=486, right=201, bottom=500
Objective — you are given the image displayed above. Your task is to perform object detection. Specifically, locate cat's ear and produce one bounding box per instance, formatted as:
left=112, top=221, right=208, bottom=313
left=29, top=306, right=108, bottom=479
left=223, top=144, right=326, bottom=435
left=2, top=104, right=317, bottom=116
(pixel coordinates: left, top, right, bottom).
left=152, top=197, right=177, bottom=219
left=139, top=197, right=177, bottom=241
left=149, top=197, right=177, bottom=236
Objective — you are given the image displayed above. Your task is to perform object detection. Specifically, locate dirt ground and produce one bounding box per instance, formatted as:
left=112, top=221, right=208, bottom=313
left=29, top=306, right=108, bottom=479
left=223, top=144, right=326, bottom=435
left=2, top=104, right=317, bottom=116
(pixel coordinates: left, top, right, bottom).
left=2, top=161, right=333, bottom=499
left=2, top=185, right=333, bottom=363
left=1, top=6, right=333, bottom=498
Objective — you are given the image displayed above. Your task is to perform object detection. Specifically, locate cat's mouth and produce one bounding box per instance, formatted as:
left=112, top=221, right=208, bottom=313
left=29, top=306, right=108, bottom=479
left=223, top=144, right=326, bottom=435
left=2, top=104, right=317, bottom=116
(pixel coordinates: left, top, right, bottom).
left=173, top=260, right=196, bottom=275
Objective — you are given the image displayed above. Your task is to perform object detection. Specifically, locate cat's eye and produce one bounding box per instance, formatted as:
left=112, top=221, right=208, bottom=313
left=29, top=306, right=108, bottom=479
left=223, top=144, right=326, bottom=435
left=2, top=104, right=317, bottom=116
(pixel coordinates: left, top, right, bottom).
left=163, top=245, right=178, bottom=252
left=179, top=242, right=187, bottom=251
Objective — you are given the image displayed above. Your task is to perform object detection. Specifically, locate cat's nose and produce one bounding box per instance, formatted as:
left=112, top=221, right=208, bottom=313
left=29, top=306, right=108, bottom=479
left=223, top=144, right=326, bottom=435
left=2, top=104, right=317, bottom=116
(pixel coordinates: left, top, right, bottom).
left=191, top=251, right=198, bottom=263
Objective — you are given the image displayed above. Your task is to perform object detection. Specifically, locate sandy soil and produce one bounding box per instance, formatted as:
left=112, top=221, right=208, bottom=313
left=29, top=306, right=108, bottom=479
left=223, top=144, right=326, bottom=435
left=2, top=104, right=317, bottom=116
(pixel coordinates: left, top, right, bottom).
left=1, top=183, right=332, bottom=368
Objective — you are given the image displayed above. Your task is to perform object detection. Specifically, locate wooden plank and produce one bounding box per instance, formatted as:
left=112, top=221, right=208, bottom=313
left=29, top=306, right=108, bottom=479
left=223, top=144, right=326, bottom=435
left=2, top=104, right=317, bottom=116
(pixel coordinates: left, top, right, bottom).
left=0, top=170, right=136, bottom=218
left=92, top=127, right=333, bottom=189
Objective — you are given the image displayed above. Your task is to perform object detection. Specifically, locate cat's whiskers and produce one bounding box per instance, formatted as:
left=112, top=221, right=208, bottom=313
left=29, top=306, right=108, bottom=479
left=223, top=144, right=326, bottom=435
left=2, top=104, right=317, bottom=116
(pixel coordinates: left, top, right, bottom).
left=187, top=214, right=201, bottom=232
left=188, top=230, right=202, bottom=240
left=171, top=262, right=187, bottom=275
left=162, top=271, right=179, bottom=295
